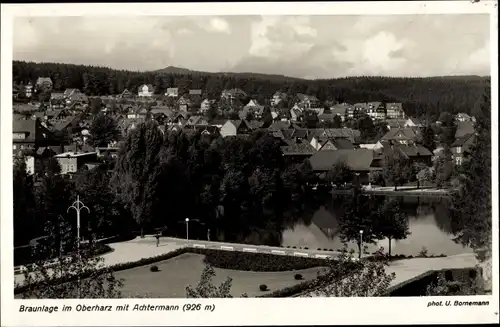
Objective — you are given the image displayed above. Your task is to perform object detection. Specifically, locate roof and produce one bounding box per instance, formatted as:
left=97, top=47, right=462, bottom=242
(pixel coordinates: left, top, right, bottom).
left=386, top=103, right=403, bottom=110
left=386, top=119, right=408, bottom=128
left=367, top=101, right=383, bottom=109
left=330, top=103, right=351, bottom=115
left=381, top=127, right=419, bottom=141
left=309, top=128, right=361, bottom=143
left=268, top=121, right=292, bottom=131
left=51, top=93, right=65, bottom=100
left=395, top=145, right=433, bottom=157
left=318, top=113, right=336, bottom=121
left=140, top=84, right=154, bottom=90
left=281, top=143, right=317, bottom=156
left=332, top=138, right=355, bottom=150
left=292, top=128, right=309, bottom=139
left=451, top=133, right=475, bottom=147
left=296, top=93, right=319, bottom=102
left=189, top=89, right=202, bottom=95
left=36, top=77, right=52, bottom=85
left=309, top=149, right=375, bottom=171
left=354, top=103, right=369, bottom=110
left=54, top=151, right=97, bottom=158
left=455, top=121, right=475, bottom=138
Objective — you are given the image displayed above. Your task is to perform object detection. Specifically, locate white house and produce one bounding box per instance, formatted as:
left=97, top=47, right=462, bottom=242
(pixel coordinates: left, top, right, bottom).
left=165, top=87, right=179, bottom=97
left=138, top=84, right=154, bottom=97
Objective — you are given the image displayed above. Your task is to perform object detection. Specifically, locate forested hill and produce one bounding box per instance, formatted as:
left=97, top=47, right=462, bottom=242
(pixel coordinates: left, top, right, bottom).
left=13, top=60, right=490, bottom=120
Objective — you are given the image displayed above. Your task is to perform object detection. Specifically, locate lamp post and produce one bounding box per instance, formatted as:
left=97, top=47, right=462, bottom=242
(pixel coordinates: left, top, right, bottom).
left=359, top=230, right=364, bottom=259
left=67, top=195, right=89, bottom=299
left=185, top=218, right=190, bottom=242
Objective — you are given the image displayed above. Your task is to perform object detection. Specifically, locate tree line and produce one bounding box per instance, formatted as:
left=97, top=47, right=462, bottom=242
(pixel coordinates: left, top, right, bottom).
left=13, top=61, right=490, bottom=121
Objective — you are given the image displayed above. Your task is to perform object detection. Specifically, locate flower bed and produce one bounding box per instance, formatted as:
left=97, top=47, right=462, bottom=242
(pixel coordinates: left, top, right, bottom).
left=190, top=248, right=326, bottom=272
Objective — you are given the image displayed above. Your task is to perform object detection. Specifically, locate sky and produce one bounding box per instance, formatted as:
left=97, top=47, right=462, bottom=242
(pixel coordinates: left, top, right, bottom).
left=13, top=14, right=491, bottom=79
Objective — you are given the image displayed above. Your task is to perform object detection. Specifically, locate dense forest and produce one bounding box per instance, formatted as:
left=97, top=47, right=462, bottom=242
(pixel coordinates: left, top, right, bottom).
left=13, top=60, right=490, bottom=120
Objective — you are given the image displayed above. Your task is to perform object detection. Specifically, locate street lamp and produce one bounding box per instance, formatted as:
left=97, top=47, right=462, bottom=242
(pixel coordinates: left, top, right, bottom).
left=185, top=218, right=190, bottom=241
left=359, top=230, right=364, bottom=259
left=67, top=195, right=89, bottom=299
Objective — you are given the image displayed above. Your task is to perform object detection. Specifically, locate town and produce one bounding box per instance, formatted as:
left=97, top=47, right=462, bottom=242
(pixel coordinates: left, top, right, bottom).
left=12, top=61, right=491, bottom=300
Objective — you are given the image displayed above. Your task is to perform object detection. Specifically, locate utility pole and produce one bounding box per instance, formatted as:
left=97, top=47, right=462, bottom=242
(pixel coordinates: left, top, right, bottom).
left=67, top=195, right=90, bottom=299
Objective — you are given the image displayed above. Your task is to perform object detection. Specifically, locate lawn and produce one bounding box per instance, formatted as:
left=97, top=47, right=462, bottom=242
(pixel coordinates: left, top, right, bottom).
left=115, top=253, right=325, bottom=298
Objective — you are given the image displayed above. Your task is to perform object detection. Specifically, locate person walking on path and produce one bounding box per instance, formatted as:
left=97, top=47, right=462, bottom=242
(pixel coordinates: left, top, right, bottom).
left=207, top=229, right=211, bottom=241
left=155, top=234, right=160, bottom=247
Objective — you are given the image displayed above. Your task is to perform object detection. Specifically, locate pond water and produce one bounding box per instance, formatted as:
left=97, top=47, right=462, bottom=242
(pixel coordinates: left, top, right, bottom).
left=282, top=196, right=472, bottom=256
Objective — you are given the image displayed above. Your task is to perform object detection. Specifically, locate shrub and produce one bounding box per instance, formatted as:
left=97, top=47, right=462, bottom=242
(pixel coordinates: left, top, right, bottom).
left=199, top=248, right=326, bottom=272
left=323, top=248, right=328, bottom=251
left=317, top=248, right=322, bottom=251
left=292, top=246, right=297, bottom=249
left=304, top=247, right=309, bottom=250
left=150, top=265, right=159, bottom=272
left=419, top=247, right=429, bottom=257
left=259, top=284, right=268, bottom=291
left=294, top=274, right=303, bottom=280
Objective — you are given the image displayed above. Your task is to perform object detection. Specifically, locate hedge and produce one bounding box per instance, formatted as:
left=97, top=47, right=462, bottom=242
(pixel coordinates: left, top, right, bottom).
left=14, top=243, right=113, bottom=267
left=191, top=248, right=327, bottom=272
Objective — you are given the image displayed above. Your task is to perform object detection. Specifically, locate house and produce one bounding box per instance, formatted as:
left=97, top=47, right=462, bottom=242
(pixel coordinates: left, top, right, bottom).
left=165, top=87, right=179, bottom=97
left=168, top=112, right=189, bottom=126
left=455, top=121, right=475, bottom=138
left=318, top=113, right=336, bottom=123
left=386, top=103, right=405, bottom=119
left=280, top=143, right=316, bottom=164
left=220, top=119, right=253, bottom=138
left=308, top=128, right=361, bottom=150
left=359, top=143, right=383, bottom=150
left=330, top=103, right=351, bottom=122
left=118, top=89, right=134, bottom=99
left=309, top=149, right=376, bottom=184
left=127, top=106, right=148, bottom=120
left=290, top=105, right=303, bottom=122
left=221, top=88, right=247, bottom=102
left=455, top=113, right=473, bottom=123
left=353, top=103, right=369, bottom=118
left=242, top=99, right=265, bottom=119
left=24, top=82, right=33, bottom=98
left=63, top=89, right=88, bottom=105
left=200, top=99, right=212, bottom=113
left=189, top=89, right=202, bottom=98
left=366, top=102, right=386, bottom=120
left=380, top=127, right=421, bottom=146
left=386, top=119, right=408, bottom=130
left=451, top=133, right=475, bottom=166
left=271, top=91, right=287, bottom=107
left=138, top=84, right=154, bottom=97
left=209, top=119, right=228, bottom=128
left=295, top=94, right=320, bottom=110
left=309, top=108, right=325, bottom=116
left=35, top=77, right=53, bottom=91
left=185, top=115, right=208, bottom=127
left=405, top=117, right=422, bottom=128
left=96, top=146, right=120, bottom=159
left=150, top=106, right=173, bottom=124
left=12, top=117, right=53, bottom=152
left=54, top=151, right=98, bottom=175
left=395, top=144, right=433, bottom=166
left=178, top=96, right=192, bottom=112
left=318, top=138, right=355, bottom=151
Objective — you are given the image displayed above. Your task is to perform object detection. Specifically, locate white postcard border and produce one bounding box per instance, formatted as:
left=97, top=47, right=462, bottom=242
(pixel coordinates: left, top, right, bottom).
left=1, top=1, right=498, bottom=326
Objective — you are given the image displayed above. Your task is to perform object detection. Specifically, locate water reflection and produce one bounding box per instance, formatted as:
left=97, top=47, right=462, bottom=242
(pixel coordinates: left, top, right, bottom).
left=282, top=195, right=471, bottom=256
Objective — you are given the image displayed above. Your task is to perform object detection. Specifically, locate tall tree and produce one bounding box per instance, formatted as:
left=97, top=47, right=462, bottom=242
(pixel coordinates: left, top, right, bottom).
left=112, top=120, right=164, bottom=237
left=376, top=199, right=410, bottom=256
left=339, top=188, right=382, bottom=258
left=326, top=162, right=352, bottom=188
left=382, top=149, right=411, bottom=191
left=433, top=146, right=454, bottom=188
left=89, top=114, right=120, bottom=147
left=13, top=155, right=36, bottom=246
left=451, top=88, right=491, bottom=267
left=421, top=125, right=436, bottom=152
left=332, top=115, right=342, bottom=128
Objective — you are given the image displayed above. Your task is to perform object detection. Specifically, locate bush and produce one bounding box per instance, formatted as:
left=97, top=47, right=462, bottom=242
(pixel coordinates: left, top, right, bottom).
left=259, top=284, right=268, bottom=291
left=294, top=274, right=303, bottom=280
left=292, top=246, right=297, bottom=249
left=419, top=247, right=429, bottom=257
left=323, top=248, right=328, bottom=251
left=304, top=247, right=309, bottom=250
left=317, top=248, right=322, bottom=251
left=150, top=265, right=159, bottom=272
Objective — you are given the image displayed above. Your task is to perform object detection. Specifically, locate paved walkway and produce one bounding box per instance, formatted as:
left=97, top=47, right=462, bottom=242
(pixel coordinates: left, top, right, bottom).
left=302, top=253, right=479, bottom=297
left=15, top=236, right=479, bottom=296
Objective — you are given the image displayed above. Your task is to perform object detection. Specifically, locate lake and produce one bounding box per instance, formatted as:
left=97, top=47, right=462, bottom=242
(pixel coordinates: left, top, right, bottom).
left=282, top=195, right=472, bottom=256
